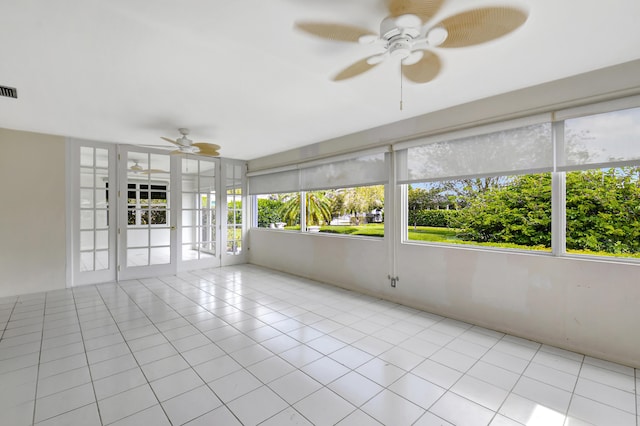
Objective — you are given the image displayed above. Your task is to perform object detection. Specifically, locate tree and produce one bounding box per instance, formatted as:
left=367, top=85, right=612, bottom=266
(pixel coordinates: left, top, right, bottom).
left=343, top=186, right=384, bottom=216
left=257, top=197, right=284, bottom=227
left=454, top=173, right=552, bottom=246
left=566, top=167, right=640, bottom=254
left=279, top=192, right=332, bottom=226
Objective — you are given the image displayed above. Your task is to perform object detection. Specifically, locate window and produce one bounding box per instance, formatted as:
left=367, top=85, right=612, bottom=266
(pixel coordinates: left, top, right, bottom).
left=308, top=186, right=384, bottom=237
left=398, top=120, right=554, bottom=251
left=406, top=174, right=551, bottom=251
left=248, top=98, right=640, bottom=261
left=256, top=193, right=298, bottom=229
left=565, top=167, right=640, bottom=258
left=256, top=186, right=385, bottom=236
left=249, top=151, right=388, bottom=238
left=561, top=105, right=640, bottom=258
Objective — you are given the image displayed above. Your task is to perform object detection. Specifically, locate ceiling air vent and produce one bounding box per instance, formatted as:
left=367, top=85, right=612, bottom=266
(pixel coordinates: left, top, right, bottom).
left=0, top=85, right=18, bottom=98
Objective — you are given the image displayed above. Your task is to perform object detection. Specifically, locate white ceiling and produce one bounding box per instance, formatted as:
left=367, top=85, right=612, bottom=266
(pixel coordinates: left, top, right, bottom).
left=1, top=0, right=640, bottom=160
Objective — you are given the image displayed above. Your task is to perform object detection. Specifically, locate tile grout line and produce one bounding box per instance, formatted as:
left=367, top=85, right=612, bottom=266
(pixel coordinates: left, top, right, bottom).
left=633, top=368, right=640, bottom=426
left=0, top=297, right=19, bottom=341
left=562, top=354, right=585, bottom=426
left=30, top=293, right=47, bottom=425
left=71, top=286, right=106, bottom=425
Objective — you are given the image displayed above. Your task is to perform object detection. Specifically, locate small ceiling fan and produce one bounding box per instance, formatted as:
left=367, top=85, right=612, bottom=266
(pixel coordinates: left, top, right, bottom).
left=160, top=128, right=221, bottom=157
left=129, top=160, right=167, bottom=175
left=295, top=0, right=528, bottom=83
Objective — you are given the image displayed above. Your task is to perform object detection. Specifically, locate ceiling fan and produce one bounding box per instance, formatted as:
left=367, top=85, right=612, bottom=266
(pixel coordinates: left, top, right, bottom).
left=294, top=0, right=528, bottom=83
left=129, top=160, right=167, bottom=175
left=160, top=128, right=221, bottom=157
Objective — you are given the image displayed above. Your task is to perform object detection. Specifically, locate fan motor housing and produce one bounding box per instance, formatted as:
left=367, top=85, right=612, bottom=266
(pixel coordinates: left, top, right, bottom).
left=389, top=36, right=412, bottom=58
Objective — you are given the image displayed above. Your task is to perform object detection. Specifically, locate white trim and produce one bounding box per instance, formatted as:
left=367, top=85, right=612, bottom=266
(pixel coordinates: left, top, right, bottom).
left=65, top=138, right=74, bottom=288
left=554, top=94, right=640, bottom=121
left=246, top=164, right=298, bottom=177
left=551, top=172, right=566, bottom=256
left=296, top=146, right=391, bottom=170
left=392, top=113, right=552, bottom=151
left=398, top=167, right=553, bottom=186
left=558, top=159, right=640, bottom=172
left=247, top=146, right=391, bottom=176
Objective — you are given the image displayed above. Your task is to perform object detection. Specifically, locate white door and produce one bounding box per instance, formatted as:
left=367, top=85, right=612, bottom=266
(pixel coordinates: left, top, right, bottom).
left=179, top=156, right=221, bottom=270
left=70, top=142, right=117, bottom=286
left=118, top=147, right=177, bottom=279
left=222, top=160, right=247, bottom=266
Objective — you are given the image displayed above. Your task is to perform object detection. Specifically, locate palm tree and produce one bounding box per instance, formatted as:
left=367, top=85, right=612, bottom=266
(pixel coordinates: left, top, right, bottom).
left=279, top=192, right=332, bottom=226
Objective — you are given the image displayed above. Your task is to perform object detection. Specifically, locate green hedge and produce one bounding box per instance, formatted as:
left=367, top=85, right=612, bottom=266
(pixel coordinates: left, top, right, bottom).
left=408, top=209, right=460, bottom=228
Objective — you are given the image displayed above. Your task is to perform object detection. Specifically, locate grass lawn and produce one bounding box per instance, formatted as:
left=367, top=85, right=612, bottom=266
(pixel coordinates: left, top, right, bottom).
left=281, top=224, right=640, bottom=258
left=320, top=224, right=384, bottom=237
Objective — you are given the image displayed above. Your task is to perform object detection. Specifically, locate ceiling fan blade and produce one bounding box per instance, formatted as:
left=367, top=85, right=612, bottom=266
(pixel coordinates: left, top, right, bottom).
left=388, top=0, right=445, bottom=22
left=333, top=57, right=381, bottom=81
left=295, top=22, right=376, bottom=42
left=193, top=143, right=221, bottom=157
left=193, top=142, right=221, bottom=152
left=402, top=50, right=441, bottom=83
left=437, top=7, right=528, bottom=48
left=195, top=151, right=220, bottom=158
left=142, top=168, right=168, bottom=175
left=169, top=150, right=185, bottom=156
left=160, top=137, right=181, bottom=146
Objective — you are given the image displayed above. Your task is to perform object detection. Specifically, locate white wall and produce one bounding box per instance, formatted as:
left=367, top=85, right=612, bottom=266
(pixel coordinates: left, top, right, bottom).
left=249, top=229, right=388, bottom=296
left=0, top=128, right=67, bottom=297
left=249, top=230, right=640, bottom=368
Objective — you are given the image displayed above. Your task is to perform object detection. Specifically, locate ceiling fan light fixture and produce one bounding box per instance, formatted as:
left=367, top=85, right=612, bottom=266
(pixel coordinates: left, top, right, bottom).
left=426, top=26, right=448, bottom=46
left=389, top=38, right=412, bottom=59
left=402, top=50, right=424, bottom=65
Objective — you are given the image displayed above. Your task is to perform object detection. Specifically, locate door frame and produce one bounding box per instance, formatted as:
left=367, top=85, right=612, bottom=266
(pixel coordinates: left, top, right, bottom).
left=67, top=140, right=118, bottom=286
left=116, top=145, right=178, bottom=280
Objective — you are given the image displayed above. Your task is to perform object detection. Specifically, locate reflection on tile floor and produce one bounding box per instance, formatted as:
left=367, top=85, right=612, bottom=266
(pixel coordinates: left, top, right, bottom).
left=0, top=265, right=638, bottom=425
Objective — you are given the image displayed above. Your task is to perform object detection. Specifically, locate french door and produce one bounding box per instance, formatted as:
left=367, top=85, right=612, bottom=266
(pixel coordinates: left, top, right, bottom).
left=69, top=141, right=245, bottom=285
left=69, top=142, right=117, bottom=286
left=180, top=156, right=221, bottom=269
left=118, top=147, right=177, bottom=279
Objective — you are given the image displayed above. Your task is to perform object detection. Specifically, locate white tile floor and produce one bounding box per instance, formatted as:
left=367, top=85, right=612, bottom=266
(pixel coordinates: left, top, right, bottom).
left=0, top=265, right=638, bottom=426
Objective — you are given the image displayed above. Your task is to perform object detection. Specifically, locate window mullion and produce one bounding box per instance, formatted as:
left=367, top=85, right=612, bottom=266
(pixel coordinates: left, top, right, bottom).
left=551, top=171, right=566, bottom=256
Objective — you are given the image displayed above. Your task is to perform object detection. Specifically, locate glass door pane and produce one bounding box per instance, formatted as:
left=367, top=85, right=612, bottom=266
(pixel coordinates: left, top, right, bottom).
left=222, top=161, right=246, bottom=265
left=119, top=148, right=176, bottom=279
left=73, top=143, right=116, bottom=286
left=180, top=157, right=219, bottom=267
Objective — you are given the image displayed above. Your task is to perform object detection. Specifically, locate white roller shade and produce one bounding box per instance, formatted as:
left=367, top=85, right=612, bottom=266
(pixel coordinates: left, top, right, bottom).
left=559, top=106, right=640, bottom=170
left=248, top=169, right=299, bottom=195
left=397, top=122, right=553, bottom=183
left=300, top=152, right=388, bottom=191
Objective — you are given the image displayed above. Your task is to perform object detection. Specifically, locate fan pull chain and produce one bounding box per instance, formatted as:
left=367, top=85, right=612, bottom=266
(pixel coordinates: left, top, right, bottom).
left=399, top=62, right=403, bottom=111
